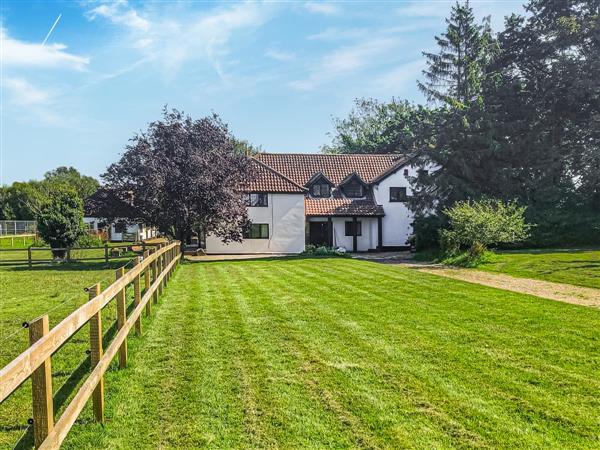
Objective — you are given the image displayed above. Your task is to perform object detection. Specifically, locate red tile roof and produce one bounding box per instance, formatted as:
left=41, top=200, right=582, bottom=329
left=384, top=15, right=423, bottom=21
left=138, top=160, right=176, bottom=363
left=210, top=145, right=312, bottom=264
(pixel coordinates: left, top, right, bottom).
left=243, top=159, right=306, bottom=193
left=305, top=198, right=384, bottom=216
left=254, top=153, right=408, bottom=186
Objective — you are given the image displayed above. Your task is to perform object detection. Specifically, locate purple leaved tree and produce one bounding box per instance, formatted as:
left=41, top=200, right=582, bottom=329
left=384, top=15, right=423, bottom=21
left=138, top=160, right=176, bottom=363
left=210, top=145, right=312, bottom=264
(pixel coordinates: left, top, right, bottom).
left=101, top=108, right=253, bottom=248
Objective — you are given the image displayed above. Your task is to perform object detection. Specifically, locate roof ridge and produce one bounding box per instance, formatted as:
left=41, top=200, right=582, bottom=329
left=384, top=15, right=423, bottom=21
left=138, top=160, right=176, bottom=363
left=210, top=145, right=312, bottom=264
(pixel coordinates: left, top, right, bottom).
left=257, top=152, right=401, bottom=157
left=251, top=157, right=307, bottom=192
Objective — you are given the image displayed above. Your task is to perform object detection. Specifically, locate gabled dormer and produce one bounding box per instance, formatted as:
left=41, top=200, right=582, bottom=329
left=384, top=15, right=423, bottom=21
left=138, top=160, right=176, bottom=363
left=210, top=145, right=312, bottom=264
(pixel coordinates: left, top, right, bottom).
left=339, top=172, right=368, bottom=198
left=306, top=172, right=334, bottom=198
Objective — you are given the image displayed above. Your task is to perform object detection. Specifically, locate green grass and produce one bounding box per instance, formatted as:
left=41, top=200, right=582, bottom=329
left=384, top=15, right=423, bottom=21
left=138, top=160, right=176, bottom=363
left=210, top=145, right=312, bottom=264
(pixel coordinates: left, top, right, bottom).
left=40, top=257, right=599, bottom=449
left=0, top=242, right=138, bottom=265
left=0, top=259, right=138, bottom=448
left=477, top=248, right=600, bottom=289
left=0, top=235, right=35, bottom=248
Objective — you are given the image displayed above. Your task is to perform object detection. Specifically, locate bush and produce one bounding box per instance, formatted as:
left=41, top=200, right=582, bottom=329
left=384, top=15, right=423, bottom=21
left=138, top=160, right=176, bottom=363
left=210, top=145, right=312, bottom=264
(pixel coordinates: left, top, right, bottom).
left=36, top=187, right=85, bottom=258
left=440, top=199, right=532, bottom=262
left=76, top=233, right=104, bottom=247
left=302, top=245, right=349, bottom=257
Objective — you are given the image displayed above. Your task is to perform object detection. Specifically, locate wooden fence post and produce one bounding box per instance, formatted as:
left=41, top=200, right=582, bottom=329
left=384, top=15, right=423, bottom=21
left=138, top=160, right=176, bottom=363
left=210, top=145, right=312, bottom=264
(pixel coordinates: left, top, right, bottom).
left=29, top=315, right=54, bottom=448
left=115, top=267, right=128, bottom=368
left=158, top=244, right=164, bottom=296
left=143, top=250, right=151, bottom=316
left=132, top=257, right=142, bottom=336
left=88, top=283, right=104, bottom=423
left=150, top=248, right=158, bottom=304
left=104, top=244, right=109, bottom=264
left=28, top=247, right=32, bottom=268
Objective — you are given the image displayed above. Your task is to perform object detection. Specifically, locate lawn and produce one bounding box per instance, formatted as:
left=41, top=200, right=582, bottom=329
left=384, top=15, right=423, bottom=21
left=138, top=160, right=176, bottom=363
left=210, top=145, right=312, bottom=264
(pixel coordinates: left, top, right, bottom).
left=477, top=248, right=600, bottom=289
left=0, top=242, right=139, bottom=265
left=0, top=259, right=138, bottom=449
left=44, top=257, right=599, bottom=449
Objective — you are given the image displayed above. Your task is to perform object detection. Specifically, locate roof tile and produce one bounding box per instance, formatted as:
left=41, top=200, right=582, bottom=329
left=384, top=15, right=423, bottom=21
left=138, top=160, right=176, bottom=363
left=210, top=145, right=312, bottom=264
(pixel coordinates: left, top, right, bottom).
left=254, top=153, right=407, bottom=186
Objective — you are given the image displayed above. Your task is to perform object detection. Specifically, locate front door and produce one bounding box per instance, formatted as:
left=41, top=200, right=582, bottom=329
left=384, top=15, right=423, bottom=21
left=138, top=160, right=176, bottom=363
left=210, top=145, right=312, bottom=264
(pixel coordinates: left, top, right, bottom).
left=309, top=221, right=330, bottom=246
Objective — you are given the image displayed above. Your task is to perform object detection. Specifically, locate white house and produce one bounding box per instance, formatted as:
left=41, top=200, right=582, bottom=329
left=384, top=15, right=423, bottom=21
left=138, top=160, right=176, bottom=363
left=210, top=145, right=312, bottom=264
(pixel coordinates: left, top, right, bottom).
left=205, top=153, right=426, bottom=254
left=84, top=217, right=158, bottom=242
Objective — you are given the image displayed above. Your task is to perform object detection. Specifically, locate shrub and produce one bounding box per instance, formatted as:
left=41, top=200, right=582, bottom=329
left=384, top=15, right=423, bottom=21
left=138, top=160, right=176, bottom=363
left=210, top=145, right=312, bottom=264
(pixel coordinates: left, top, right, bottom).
left=302, top=245, right=349, bottom=257
left=440, top=199, right=532, bottom=261
left=36, top=187, right=85, bottom=258
left=76, top=233, right=104, bottom=247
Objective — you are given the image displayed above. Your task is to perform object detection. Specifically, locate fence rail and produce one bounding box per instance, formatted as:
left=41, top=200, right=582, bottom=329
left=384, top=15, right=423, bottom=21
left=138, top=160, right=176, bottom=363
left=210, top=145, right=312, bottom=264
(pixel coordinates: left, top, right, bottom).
left=0, top=242, right=161, bottom=267
left=0, top=241, right=181, bottom=449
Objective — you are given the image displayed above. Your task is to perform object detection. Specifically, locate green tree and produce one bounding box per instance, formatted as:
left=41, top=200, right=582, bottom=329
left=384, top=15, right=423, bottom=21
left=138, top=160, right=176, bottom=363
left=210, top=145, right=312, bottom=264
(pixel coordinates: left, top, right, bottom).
left=323, top=98, right=437, bottom=155
left=0, top=181, right=48, bottom=220
left=37, top=187, right=85, bottom=258
left=43, top=166, right=100, bottom=199
left=417, top=0, right=494, bottom=107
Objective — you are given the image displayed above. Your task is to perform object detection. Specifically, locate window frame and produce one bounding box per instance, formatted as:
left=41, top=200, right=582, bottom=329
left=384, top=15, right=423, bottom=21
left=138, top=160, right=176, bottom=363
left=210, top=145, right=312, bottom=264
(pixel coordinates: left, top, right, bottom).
left=243, top=223, right=269, bottom=239
left=342, top=180, right=364, bottom=198
left=246, top=192, right=268, bottom=207
left=311, top=183, right=331, bottom=198
left=344, top=220, right=362, bottom=237
left=389, top=187, right=408, bottom=202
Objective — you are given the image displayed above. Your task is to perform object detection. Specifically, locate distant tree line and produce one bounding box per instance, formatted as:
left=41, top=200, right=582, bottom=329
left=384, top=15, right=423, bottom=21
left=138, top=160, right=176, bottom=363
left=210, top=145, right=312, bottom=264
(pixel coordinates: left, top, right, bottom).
left=324, top=0, right=599, bottom=248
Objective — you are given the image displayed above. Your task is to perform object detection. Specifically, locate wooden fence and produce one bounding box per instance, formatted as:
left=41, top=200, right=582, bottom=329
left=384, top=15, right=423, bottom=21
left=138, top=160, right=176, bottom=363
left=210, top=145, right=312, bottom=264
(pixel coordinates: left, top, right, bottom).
left=0, top=242, right=161, bottom=267
left=0, top=241, right=181, bottom=449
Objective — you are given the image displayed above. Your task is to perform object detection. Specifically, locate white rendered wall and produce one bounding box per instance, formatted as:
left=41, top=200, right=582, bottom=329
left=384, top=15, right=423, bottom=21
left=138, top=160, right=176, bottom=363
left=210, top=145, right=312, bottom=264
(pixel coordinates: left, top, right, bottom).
left=206, top=193, right=305, bottom=254
left=373, top=165, right=419, bottom=247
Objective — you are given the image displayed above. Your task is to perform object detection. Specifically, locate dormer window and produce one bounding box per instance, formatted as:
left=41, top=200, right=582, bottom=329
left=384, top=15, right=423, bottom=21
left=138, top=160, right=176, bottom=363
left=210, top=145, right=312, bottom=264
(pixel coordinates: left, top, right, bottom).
left=339, top=173, right=367, bottom=198
left=306, top=172, right=333, bottom=198
left=312, top=183, right=330, bottom=197
left=342, top=180, right=364, bottom=198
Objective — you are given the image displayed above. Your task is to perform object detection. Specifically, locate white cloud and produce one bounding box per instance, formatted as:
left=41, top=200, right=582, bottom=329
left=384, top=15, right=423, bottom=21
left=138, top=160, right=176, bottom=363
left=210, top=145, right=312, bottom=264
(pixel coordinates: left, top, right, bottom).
left=396, top=3, right=449, bottom=18
left=2, top=78, right=51, bottom=105
left=0, top=27, right=89, bottom=70
left=87, top=1, right=151, bottom=32
left=307, top=27, right=368, bottom=42
left=290, top=37, right=399, bottom=90
left=373, top=59, right=425, bottom=93
left=85, top=1, right=275, bottom=79
left=304, top=2, right=339, bottom=16
left=265, top=49, right=295, bottom=61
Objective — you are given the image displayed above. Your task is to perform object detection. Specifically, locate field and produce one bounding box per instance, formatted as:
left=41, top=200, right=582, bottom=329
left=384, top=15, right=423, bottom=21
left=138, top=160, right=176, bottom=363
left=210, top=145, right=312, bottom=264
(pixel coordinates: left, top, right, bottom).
left=478, top=248, right=600, bottom=289
left=0, top=259, right=137, bottom=448
left=45, top=257, right=599, bottom=449
left=1, top=256, right=598, bottom=449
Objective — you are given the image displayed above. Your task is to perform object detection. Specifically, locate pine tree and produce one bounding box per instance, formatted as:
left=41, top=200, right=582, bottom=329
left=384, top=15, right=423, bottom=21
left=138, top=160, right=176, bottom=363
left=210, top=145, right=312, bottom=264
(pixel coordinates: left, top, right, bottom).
left=418, top=1, right=493, bottom=107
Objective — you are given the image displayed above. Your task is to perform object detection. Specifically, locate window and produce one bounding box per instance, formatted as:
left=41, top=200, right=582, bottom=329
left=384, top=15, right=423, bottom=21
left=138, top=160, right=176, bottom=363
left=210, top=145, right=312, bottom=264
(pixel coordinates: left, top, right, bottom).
left=345, top=221, right=362, bottom=236
left=403, top=168, right=409, bottom=177
left=390, top=187, right=408, bottom=202
left=246, top=193, right=268, bottom=207
left=114, top=222, right=127, bottom=233
left=243, top=223, right=269, bottom=239
left=342, top=180, right=364, bottom=198
left=311, top=183, right=331, bottom=198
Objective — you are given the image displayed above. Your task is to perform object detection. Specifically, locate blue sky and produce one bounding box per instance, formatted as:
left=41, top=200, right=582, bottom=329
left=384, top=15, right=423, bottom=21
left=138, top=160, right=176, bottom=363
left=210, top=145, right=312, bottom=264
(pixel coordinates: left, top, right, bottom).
left=1, top=0, right=526, bottom=184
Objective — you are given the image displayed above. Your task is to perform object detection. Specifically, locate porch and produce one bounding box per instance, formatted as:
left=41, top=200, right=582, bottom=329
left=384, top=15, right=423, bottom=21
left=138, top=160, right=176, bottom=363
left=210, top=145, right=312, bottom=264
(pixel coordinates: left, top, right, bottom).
left=306, top=216, right=383, bottom=252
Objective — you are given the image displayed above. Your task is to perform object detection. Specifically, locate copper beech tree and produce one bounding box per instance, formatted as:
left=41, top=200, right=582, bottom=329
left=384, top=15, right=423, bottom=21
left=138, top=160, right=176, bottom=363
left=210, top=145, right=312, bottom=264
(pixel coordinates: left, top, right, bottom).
left=101, top=108, right=253, bottom=246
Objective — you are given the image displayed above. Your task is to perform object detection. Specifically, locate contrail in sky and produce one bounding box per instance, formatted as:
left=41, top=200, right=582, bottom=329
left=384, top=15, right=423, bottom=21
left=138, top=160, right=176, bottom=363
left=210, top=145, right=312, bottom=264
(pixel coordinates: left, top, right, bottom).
left=42, top=13, right=62, bottom=45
